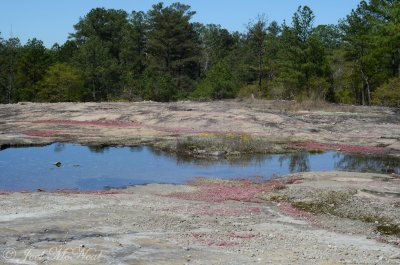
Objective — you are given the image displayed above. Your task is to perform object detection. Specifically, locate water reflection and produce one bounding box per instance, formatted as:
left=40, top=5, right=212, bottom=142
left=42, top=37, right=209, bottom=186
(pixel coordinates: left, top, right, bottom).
left=0, top=143, right=398, bottom=191
left=335, top=153, right=400, bottom=174
left=87, top=145, right=110, bottom=153
left=53, top=143, right=66, bottom=153
left=278, top=152, right=310, bottom=173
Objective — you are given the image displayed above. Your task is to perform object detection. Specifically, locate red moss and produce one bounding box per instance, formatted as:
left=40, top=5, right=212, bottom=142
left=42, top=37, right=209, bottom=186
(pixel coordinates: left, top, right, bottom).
left=170, top=177, right=301, bottom=203
left=34, top=119, right=238, bottom=135
left=191, top=232, right=207, bottom=239
left=23, top=130, right=58, bottom=137
left=34, top=120, right=133, bottom=128
left=169, top=183, right=266, bottom=203
left=206, top=240, right=238, bottom=247
left=229, top=232, right=257, bottom=239
left=278, top=202, right=315, bottom=221
left=289, top=141, right=388, bottom=154
left=375, top=236, right=400, bottom=248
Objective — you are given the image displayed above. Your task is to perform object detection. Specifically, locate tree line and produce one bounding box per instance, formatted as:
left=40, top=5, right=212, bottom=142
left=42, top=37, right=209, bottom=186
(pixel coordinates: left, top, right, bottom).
left=0, top=1, right=399, bottom=106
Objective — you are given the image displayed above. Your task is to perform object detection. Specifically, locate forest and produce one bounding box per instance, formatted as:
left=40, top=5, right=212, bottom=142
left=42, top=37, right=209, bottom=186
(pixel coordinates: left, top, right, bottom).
left=0, top=0, right=399, bottom=106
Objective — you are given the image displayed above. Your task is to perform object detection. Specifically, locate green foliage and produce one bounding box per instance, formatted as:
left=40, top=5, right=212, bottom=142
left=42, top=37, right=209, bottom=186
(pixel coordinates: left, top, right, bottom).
left=0, top=1, right=399, bottom=106
left=237, top=84, right=260, bottom=99
left=37, top=63, right=83, bottom=102
left=246, top=15, right=268, bottom=90
left=0, top=36, right=21, bottom=103
left=141, top=69, right=175, bottom=102
left=335, top=88, right=356, bottom=104
left=17, top=38, right=51, bottom=101
left=197, top=24, right=238, bottom=74
left=191, top=59, right=241, bottom=100
left=146, top=3, right=201, bottom=95
left=372, top=77, right=400, bottom=107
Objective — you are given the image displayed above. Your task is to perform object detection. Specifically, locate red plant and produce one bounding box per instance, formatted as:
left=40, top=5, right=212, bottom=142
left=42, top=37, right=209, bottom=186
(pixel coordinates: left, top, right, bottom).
left=229, top=232, right=257, bottom=239
left=170, top=177, right=300, bottom=203
left=278, top=202, right=314, bottom=221
left=206, top=240, right=238, bottom=247
left=34, top=120, right=133, bottom=128
left=23, top=130, right=58, bottom=137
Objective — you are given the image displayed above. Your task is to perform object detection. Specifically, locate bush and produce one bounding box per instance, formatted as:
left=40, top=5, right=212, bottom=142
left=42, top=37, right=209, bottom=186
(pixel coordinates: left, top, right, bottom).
left=236, top=84, right=260, bottom=99
left=335, top=87, right=356, bottom=104
left=191, top=59, right=241, bottom=100
left=37, top=63, right=83, bottom=102
left=140, top=69, right=175, bottom=102
left=372, top=77, right=400, bottom=107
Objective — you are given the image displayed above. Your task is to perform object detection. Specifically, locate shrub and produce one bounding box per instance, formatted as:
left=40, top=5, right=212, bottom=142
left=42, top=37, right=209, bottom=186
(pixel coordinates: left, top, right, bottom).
left=372, top=77, right=400, bottom=107
left=236, top=84, right=260, bottom=99
left=191, top=59, right=241, bottom=100
left=37, top=63, right=83, bottom=102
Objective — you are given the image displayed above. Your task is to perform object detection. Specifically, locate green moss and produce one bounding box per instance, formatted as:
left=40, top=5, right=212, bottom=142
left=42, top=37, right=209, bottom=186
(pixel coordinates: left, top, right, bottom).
left=288, top=190, right=400, bottom=238
left=376, top=224, right=400, bottom=237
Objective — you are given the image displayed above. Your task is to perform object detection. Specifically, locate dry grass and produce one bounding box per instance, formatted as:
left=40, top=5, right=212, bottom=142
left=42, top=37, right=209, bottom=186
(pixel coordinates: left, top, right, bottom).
left=176, top=133, right=274, bottom=156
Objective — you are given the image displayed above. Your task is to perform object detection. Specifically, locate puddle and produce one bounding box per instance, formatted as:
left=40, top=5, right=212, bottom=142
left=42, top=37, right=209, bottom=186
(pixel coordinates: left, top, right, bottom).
left=0, top=143, right=398, bottom=191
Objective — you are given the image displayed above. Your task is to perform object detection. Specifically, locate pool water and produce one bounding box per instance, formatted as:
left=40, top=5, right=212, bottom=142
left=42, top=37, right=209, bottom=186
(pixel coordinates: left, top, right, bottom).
left=0, top=143, right=398, bottom=191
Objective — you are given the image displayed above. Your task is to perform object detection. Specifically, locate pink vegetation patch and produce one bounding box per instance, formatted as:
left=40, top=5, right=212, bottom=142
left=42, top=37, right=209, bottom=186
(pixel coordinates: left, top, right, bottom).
left=23, top=130, right=58, bottom=137
left=206, top=240, right=238, bottom=247
left=229, top=232, right=257, bottom=239
left=34, top=119, right=233, bottom=135
left=169, top=182, right=264, bottom=203
left=375, top=236, right=400, bottom=248
left=169, top=177, right=300, bottom=203
left=34, top=120, right=133, bottom=128
left=278, top=202, right=314, bottom=221
left=289, top=141, right=388, bottom=154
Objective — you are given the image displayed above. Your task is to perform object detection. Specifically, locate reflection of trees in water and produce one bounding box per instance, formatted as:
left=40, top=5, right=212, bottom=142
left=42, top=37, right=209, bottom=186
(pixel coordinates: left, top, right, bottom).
left=130, top=146, right=143, bottom=152
left=175, top=153, right=273, bottom=168
left=335, top=154, right=400, bottom=174
left=278, top=152, right=310, bottom=173
left=87, top=145, right=110, bottom=153
left=152, top=147, right=274, bottom=168
left=53, top=143, right=66, bottom=153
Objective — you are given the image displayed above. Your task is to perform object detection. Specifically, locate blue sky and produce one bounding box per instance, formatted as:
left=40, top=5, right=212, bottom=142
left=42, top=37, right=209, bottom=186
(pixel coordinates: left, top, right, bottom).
left=0, top=0, right=361, bottom=47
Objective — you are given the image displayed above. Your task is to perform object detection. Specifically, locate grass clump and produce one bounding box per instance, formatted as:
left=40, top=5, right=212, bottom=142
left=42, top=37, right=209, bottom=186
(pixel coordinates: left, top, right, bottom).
left=290, top=190, right=355, bottom=216
left=288, top=189, right=400, bottom=237
left=377, top=224, right=400, bottom=237
left=176, top=133, right=273, bottom=156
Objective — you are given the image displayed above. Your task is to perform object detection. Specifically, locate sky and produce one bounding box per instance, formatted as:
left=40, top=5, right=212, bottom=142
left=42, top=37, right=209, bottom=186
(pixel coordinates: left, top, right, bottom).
left=0, top=0, right=361, bottom=47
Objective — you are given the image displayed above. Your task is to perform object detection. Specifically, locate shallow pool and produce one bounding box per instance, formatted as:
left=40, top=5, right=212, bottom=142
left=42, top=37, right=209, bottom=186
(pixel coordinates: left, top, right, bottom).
left=0, top=143, right=398, bottom=191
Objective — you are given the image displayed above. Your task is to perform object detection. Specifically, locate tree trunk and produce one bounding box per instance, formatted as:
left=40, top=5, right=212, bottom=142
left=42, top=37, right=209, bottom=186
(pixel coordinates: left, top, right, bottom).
left=361, top=80, right=365, bottom=106
left=398, top=48, right=400, bottom=78
left=258, top=51, right=262, bottom=90
left=92, top=79, right=96, bottom=101
left=8, top=74, right=12, bottom=104
left=360, top=67, right=371, bottom=105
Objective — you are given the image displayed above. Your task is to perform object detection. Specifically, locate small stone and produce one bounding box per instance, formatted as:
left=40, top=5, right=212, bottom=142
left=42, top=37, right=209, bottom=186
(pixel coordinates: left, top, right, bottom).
left=53, top=161, right=62, bottom=167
